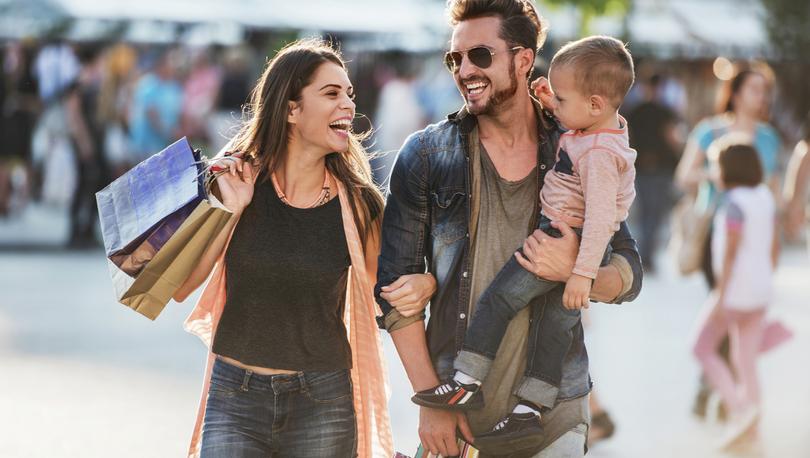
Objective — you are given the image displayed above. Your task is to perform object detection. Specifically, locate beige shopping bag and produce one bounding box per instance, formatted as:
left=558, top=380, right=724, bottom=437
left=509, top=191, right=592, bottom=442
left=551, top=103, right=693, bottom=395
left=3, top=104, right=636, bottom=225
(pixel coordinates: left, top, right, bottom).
left=109, top=199, right=232, bottom=320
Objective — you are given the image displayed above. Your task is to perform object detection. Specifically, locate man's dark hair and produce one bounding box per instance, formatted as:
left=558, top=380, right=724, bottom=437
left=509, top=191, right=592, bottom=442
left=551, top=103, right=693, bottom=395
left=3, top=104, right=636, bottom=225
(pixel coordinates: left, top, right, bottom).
left=447, top=0, right=547, bottom=63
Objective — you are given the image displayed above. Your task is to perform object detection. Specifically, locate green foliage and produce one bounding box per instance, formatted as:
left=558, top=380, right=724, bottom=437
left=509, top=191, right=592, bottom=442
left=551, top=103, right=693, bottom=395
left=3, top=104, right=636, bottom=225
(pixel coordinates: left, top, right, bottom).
left=543, top=0, right=630, bottom=17
left=760, top=0, right=810, bottom=129
left=760, top=0, right=810, bottom=60
left=540, top=0, right=630, bottom=35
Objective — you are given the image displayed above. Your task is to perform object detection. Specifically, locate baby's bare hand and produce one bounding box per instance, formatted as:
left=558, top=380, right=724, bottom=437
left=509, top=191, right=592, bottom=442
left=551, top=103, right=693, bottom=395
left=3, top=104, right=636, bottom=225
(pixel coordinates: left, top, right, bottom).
left=563, top=274, right=592, bottom=310
left=530, top=76, right=555, bottom=109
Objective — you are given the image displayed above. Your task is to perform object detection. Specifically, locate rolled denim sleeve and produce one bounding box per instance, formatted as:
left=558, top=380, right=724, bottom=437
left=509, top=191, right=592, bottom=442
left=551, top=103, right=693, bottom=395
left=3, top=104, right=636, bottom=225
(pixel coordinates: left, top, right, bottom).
left=374, top=132, right=431, bottom=331
left=605, top=220, right=643, bottom=304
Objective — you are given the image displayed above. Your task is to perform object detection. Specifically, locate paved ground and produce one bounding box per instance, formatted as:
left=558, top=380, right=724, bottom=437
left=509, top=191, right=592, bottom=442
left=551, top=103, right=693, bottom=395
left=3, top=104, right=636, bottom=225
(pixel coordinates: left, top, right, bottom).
left=1, top=204, right=808, bottom=457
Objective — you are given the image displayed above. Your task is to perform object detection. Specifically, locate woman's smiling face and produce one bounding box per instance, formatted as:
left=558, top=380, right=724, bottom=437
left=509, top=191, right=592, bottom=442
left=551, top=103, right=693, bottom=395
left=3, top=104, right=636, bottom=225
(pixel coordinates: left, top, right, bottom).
left=288, top=62, right=356, bottom=155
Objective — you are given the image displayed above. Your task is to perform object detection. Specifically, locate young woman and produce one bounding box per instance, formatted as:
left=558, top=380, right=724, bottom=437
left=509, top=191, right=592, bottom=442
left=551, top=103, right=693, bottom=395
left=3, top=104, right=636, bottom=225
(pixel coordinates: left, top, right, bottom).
left=692, top=136, right=778, bottom=448
left=173, top=39, right=393, bottom=458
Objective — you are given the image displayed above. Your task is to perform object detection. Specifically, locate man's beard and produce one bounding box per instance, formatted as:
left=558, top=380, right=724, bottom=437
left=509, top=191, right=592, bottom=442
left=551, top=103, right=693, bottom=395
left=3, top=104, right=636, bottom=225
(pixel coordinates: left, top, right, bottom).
left=468, top=59, right=519, bottom=116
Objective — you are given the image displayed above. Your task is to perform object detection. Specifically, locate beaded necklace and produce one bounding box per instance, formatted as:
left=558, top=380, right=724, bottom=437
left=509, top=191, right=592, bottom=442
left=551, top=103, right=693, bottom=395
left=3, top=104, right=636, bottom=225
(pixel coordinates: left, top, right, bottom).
left=271, top=169, right=331, bottom=208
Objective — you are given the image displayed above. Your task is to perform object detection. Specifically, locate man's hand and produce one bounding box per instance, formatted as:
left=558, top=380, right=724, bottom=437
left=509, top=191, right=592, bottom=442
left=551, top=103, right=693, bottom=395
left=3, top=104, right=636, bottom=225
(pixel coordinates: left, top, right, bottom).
left=563, top=274, right=592, bottom=310
left=515, top=221, right=578, bottom=283
left=530, top=76, right=555, bottom=110
left=380, top=273, right=436, bottom=318
left=418, top=407, right=474, bottom=456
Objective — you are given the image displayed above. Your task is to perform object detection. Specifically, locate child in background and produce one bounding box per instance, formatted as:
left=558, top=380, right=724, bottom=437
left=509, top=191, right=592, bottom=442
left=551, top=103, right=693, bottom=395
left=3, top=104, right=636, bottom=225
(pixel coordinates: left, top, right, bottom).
left=693, top=135, right=778, bottom=448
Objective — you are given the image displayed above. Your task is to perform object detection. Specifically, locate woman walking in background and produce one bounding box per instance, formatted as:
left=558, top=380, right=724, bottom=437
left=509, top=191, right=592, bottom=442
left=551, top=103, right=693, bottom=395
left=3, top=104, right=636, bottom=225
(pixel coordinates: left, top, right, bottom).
left=692, top=136, right=778, bottom=450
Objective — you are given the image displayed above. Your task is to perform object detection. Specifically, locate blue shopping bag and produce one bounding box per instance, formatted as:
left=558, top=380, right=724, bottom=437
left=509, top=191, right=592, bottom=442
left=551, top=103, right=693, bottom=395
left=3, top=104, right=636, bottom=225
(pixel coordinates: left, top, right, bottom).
left=96, top=137, right=206, bottom=278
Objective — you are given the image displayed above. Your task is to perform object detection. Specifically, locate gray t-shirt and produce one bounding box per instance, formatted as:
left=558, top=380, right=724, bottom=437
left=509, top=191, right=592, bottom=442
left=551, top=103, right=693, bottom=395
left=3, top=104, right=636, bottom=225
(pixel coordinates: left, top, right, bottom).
left=467, top=143, right=589, bottom=455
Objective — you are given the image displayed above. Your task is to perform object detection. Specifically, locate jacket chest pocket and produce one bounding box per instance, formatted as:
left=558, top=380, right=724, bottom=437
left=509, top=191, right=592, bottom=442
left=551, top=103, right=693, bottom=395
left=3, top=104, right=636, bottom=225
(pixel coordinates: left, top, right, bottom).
left=431, top=188, right=467, bottom=244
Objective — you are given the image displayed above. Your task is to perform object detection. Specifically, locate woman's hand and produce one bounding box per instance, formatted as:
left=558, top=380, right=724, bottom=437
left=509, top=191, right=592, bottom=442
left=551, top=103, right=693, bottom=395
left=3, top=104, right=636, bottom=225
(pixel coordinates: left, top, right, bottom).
left=380, top=273, right=436, bottom=318
left=515, top=221, right=578, bottom=283
left=214, top=154, right=255, bottom=216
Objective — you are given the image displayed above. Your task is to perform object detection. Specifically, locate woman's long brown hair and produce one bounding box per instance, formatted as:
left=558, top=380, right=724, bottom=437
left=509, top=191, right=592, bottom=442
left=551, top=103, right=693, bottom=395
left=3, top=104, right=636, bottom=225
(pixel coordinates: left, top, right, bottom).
left=228, top=38, right=384, bottom=249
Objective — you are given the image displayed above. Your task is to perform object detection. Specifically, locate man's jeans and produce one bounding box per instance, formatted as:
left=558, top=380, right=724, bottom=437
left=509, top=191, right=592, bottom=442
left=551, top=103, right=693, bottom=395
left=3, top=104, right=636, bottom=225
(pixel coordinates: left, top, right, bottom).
left=201, top=358, right=356, bottom=457
left=455, top=217, right=607, bottom=408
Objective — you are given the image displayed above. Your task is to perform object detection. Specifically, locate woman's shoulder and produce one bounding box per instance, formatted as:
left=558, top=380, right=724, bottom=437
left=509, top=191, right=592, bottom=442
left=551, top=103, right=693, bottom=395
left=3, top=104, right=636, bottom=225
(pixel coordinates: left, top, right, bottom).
left=691, top=115, right=729, bottom=145
left=755, top=123, right=781, bottom=144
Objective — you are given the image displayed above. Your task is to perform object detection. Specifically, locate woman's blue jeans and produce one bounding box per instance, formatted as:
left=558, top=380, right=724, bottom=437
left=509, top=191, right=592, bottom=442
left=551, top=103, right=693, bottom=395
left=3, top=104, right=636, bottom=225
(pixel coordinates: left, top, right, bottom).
left=200, top=357, right=357, bottom=457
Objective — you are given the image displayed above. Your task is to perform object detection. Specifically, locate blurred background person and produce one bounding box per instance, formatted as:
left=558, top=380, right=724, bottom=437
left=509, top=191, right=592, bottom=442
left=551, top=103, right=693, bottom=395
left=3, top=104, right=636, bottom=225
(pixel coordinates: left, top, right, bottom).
left=64, top=44, right=108, bottom=248
left=371, top=50, right=427, bottom=185
left=98, top=42, right=138, bottom=180
left=207, top=46, right=251, bottom=154
left=0, top=40, right=40, bottom=216
left=676, top=67, right=782, bottom=240
left=180, top=46, right=221, bottom=146
left=626, top=72, right=683, bottom=273
left=128, top=49, right=183, bottom=162
left=692, top=138, right=778, bottom=451
left=675, top=65, right=782, bottom=422
left=31, top=40, right=81, bottom=209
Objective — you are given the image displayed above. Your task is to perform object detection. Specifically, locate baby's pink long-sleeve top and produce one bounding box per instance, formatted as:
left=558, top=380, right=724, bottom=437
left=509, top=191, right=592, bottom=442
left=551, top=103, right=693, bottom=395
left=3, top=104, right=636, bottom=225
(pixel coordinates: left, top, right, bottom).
left=540, top=120, right=637, bottom=279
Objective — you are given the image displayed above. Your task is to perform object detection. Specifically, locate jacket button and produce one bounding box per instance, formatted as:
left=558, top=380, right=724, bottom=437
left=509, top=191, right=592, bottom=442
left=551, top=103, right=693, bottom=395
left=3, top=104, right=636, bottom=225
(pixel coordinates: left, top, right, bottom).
left=540, top=164, right=547, bottom=170
left=462, top=271, right=468, bottom=278
left=460, top=313, right=466, bottom=319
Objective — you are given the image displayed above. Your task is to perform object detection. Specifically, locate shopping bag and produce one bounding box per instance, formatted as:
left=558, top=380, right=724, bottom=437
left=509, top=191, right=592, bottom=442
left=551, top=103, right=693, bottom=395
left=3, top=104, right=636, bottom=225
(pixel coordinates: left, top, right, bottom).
left=668, top=194, right=717, bottom=276
left=96, top=137, right=206, bottom=278
left=97, top=136, right=235, bottom=319
left=109, top=198, right=232, bottom=320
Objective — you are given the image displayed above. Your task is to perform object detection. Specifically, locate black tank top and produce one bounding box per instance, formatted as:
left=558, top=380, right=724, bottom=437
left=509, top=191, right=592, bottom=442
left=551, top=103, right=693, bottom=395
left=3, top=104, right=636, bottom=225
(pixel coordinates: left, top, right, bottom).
left=212, top=177, right=352, bottom=371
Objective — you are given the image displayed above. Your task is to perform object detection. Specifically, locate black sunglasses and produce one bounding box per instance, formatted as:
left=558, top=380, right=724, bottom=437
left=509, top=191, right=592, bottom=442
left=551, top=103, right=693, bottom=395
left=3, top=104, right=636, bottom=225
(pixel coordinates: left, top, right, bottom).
left=444, top=46, right=524, bottom=73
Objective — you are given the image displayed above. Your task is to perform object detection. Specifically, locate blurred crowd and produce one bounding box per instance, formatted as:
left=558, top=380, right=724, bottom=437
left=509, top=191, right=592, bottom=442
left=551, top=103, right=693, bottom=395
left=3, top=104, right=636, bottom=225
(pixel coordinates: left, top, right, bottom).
left=0, top=39, right=467, bottom=249
left=0, top=39, right=259, bottom=247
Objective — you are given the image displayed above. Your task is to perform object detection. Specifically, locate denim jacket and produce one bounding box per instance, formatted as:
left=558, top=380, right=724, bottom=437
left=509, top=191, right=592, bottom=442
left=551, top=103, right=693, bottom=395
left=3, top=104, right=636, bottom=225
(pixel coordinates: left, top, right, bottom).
left=375, top=102, right=643, bottom=398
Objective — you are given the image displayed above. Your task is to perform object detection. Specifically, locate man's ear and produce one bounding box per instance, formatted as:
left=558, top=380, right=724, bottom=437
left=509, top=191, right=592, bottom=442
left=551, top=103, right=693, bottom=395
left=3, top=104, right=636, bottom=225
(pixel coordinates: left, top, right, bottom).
left=287, top=101, right=300, bottom=124
left=589, top=95, right=608, bottom=117
left=515, top=47, right=535, bottom=80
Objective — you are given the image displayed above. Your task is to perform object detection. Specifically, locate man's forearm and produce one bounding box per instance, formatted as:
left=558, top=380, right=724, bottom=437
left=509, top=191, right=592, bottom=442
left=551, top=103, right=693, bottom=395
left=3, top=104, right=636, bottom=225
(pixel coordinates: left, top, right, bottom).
left=590, top=263, right=623, bottom=302
left=390, top=320, right=440, bottom=392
